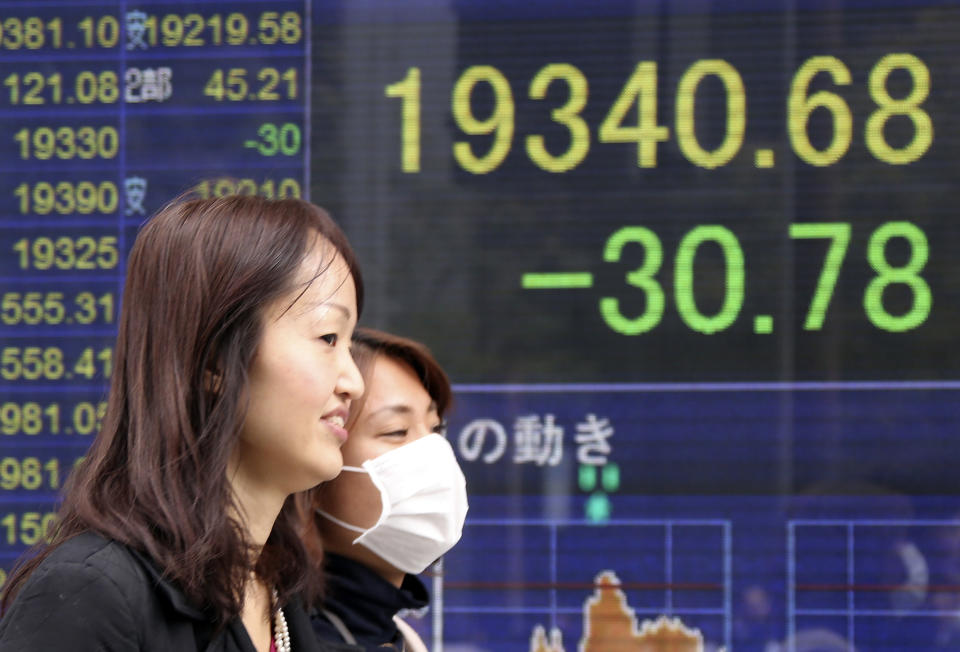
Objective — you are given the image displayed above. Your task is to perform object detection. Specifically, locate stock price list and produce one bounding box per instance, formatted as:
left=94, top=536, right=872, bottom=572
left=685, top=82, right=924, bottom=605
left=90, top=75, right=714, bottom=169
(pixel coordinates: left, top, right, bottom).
left=0, top=0, right=311, bottom=588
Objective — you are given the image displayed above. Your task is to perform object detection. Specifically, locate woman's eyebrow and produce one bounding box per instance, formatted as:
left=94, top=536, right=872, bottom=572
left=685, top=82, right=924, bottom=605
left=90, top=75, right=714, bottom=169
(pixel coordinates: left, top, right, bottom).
left=368, top=401, right=438, bottom=419
left=368, top=404, right=414, bottom=418
left=302, top=300, right=352, bottom=322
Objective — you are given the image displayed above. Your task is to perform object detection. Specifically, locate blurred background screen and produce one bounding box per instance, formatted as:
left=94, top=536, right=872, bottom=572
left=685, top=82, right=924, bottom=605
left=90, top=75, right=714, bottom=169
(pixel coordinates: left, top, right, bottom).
left=1, top=1, right=958, bottom=649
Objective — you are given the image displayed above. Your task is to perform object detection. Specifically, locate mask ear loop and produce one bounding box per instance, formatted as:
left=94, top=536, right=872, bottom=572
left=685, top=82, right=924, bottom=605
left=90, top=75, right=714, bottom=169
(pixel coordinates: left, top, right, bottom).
left=315, top=466, right=369, bottom=536
left=315, top=508, right=367, bottom=535
left=315, top=464, right=393, bottom=544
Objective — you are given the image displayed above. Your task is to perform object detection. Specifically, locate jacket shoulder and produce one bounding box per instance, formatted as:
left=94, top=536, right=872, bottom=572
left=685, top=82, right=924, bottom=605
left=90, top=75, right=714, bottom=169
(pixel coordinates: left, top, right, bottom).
left=0, top=532, right=144, bottom=649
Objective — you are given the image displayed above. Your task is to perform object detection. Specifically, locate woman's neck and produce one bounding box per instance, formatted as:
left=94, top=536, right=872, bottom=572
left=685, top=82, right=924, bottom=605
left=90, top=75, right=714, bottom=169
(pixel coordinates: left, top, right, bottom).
left=228, top=484, right=285, bottom=652
left=226, top=454, right=289, bottom=651
left=227, top=459, right=288, bottom=548
left=242, top=575, right=275, bottom=652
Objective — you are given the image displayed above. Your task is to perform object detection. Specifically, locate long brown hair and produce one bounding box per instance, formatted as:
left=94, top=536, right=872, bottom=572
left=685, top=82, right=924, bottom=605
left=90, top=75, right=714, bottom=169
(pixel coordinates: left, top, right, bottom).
left=297, top=327, right=451, bottom=570
left=2, top=195, right=363, bottom=623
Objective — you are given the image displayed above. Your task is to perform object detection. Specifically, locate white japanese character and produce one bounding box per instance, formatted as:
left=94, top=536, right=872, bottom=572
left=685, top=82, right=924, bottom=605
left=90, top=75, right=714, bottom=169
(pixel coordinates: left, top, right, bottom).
left=513, top=414, right=563, bottom=466
left=126, top=11, right=148, bottom=50
left=124, top=177, right=147, bottom=215
left=141, top=67, right=172, bottom=102
left=458, top=419, right=507, bottom=464
left=125, top=68, right=142, bottom=103
left=575, top=413, right=613, bottom=465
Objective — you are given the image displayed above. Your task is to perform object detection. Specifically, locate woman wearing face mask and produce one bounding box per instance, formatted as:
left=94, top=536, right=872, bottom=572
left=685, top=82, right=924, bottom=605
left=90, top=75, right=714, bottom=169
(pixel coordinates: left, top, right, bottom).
left=299, top=328, right=468, bottom=651
left=0, top=195, right=365, bottom=652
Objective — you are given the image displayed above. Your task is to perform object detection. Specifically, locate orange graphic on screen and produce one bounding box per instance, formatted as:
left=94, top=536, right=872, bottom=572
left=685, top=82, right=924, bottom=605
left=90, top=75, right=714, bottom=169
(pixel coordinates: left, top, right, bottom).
left=529, top=571, right=721, bottom=652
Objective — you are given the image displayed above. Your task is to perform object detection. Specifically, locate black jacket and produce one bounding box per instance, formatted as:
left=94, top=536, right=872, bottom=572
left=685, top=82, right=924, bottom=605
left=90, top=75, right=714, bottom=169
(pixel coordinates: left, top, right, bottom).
left=0, top=531, right=345, bottom=651
left=311, top=553, right=429, bottom=651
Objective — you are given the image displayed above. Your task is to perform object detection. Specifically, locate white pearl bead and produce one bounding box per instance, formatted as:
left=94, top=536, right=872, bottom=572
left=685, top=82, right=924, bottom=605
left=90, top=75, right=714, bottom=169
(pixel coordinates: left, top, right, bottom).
left=272, top=590, right=292, bottom=652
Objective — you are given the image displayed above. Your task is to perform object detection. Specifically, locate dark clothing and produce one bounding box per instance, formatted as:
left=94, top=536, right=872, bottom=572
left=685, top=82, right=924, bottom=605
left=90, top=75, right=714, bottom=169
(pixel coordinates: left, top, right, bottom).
left=311, top=554, right=429, bottom=651
left=0, top=532, right=338, bottom=652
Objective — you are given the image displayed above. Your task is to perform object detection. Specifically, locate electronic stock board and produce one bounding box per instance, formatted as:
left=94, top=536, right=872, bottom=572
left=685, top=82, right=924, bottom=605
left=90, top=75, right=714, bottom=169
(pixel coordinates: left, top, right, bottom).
left=1, top=1, right=959, bottom=649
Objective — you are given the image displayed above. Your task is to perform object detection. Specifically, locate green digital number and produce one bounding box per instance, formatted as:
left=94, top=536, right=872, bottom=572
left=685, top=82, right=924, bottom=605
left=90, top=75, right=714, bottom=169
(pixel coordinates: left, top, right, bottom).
left=789, top=223, right=851, bottom=330
left=864, top=221, right=931, bottom=331
left=674, top=225, right=744, bottom=334
left=599, top=226, right=664, bottom=335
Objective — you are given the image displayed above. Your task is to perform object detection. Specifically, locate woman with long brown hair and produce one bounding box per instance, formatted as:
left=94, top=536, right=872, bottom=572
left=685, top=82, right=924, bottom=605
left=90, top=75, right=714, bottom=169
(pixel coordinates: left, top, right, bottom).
left=301, top=328, right=468, bottom=651
left=0, top=195, right=365, bottom=652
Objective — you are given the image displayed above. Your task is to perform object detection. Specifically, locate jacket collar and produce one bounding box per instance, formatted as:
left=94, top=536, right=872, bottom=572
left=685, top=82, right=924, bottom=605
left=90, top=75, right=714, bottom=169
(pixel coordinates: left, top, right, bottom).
left=319, top=553, right=429, bottom=645
left=119, top=540, right=325, bottom=652
left=128, top=547, right=210, bottom=620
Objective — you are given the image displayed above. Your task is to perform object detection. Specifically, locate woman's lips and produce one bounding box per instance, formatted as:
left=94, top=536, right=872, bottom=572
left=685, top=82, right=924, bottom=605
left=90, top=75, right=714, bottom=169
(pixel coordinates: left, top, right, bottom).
left=322, top=414, right=348, bottom=442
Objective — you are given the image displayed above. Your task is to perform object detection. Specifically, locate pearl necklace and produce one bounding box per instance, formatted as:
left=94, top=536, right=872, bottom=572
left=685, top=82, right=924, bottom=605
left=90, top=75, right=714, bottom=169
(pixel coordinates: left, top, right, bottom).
left=272, top=591, right=291, bottom=652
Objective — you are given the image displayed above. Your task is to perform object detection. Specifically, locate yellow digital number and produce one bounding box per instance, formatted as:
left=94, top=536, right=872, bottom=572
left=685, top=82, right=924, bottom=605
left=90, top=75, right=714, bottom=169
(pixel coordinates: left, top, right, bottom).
left=74, top=292, right=115, bottom=324
left=0, top=292, right=65, bottom=325
left=258, top=11, right=280, bottom=44
left=3, top=72, right=61, bottom=105
left=1, top=17, right=24, bottom=49
left=257, top=67, right=297, bottom=100
left=865, top=53, right=932, bottom=165
left=205, top=68, right=296, bottom=101
left=160, top=14, right=184, bottom=47
left=182, top=14, right=205, bottom=46
left=788, top=56, right=852, bottom=166
left=194, top=178, right=301, bottom=199
left=203, top=68, right=247, bottom=100
left=73, top=347, right=112, bottom=380
left=675, top=59, right=745, bottom=169
left=0, top=347, right=64, bottom=381
left=279, top=12, right=302, bottom=44
left=12, top=236, right=119, bottom=270
left=22, top=17, right=44, bottom=48
left=0, top=402, right=59, bottom=436
left=14, top=181, right=118, bottom=215
left=0, top=401, right=109, bottom=436
left=0, top=458, right=60, bottom=491
left=224, top=13, right=250, bottom=44
left=598, top=62, right=669, bottom=168
left=452, top=66, right=514, bottom=174
left=75, top=70, right=119, bottom=104
left=3, top=71, right=117, bottom=105
left=8, top=290, right=112, bottom=325
left=0, top=512, right=58, bottom=546
left=203, top=69, right=225, bottom=100
left=14, top=126, right=118, bottom=160
left=0, top=346, right=114, bottom=381
left=0, top=17, right=60, bottom=49
left=72, top=402, right=107, bottom=435
left=77, top=16, right=119, bottom=48
left=137, top=12, right=270, bottom=47
left=386, top=68, right=421, bottom=172
left=526, top=63, right=590, bottom=173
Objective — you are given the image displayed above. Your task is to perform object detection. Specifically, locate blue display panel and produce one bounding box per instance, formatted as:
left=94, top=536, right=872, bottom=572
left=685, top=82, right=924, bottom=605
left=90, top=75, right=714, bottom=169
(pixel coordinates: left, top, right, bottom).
left=0, top=0, right=311, bottom=599
left=2, top=1, right=958, bottom=650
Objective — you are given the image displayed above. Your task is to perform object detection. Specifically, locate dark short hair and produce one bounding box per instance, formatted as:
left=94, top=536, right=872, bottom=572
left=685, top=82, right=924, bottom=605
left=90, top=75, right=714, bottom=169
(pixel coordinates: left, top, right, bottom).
left=347, top=327, right=452, bottom=429
left=3, top=194, right=362, bottom=621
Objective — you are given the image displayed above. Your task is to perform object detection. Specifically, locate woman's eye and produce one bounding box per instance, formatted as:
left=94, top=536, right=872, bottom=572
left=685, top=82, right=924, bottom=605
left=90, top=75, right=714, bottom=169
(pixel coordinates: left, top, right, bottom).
left=381, top=430, right=408, bottom=438
left=320, top=333, right=338, bottom=346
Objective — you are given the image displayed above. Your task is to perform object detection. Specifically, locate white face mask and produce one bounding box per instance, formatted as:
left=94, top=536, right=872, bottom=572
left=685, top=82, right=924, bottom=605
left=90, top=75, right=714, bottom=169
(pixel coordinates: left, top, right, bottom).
left=317, top=433, right=469, bottom=574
